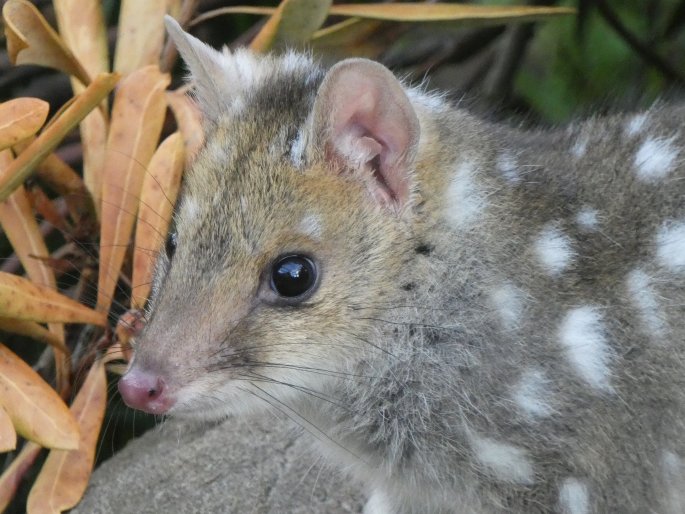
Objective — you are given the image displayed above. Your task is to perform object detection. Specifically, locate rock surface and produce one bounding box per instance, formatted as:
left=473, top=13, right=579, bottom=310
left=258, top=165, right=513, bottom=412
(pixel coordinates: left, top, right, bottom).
left=73, top=414, right=364, bottom=513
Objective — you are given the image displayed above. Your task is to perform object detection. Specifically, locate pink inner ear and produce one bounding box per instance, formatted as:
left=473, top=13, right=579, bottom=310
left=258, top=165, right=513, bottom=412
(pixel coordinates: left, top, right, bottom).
left=315, top=60, right=420, bottom=210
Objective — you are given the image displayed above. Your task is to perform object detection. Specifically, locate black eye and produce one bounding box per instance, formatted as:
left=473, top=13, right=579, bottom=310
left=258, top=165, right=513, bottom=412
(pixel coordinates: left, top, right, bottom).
left=165, top=232, right=177, bottom=259
left=270, top=255, right=317, bottom=299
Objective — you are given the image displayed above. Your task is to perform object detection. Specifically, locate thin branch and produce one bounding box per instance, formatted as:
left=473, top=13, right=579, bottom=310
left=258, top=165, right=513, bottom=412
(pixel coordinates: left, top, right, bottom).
left=594, top=0, right=685, bottom=84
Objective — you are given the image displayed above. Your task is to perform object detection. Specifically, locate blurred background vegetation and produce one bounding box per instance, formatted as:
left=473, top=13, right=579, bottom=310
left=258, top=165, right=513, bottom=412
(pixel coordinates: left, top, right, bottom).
left=2, top=0, right=684, bottom=126
left=0, top=0, right=683, bottom=512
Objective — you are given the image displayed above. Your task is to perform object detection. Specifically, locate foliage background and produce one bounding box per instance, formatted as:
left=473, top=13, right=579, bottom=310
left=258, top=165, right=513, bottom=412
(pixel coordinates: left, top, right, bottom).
left=0, top=0, right=683, bottom=513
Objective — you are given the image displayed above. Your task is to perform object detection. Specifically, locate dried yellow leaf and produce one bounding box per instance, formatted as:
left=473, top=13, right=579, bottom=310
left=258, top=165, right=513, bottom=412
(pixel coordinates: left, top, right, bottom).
left=0, top=344, right=79, bottom=450
left=131, top=132, right=184, bottom=309
left=0, top=317, right=67, bottom=353
left=53, top=0, right=110, bottom=220
left=0, top=272, right=105, bottom=325
left=0, top=442, right=41, bottom=512
left=166, top=89, right=204, bottom=166
left=2, top=0, right=91, bottom=86
left=114, top=0, right=167, bottom=74
left=0, top=406, right=16, bottom=453
left=327, top=3, right=575, bottom=23
left=0, top=98, right=49, bottom=152
left=27, top=360, right=107, bottom=513
left=0, top=73, right=119, bottom=202
left=97, top=66, right=170, bottom=312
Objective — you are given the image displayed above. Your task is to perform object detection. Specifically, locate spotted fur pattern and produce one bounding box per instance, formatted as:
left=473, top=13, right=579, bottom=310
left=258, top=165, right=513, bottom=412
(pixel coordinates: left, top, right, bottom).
left=132, top=19, right=685, bottom=514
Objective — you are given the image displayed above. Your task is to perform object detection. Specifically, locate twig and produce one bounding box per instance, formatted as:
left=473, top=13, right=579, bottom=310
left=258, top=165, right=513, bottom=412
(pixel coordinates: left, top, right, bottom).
left=594, top=0, right=685, bottom=84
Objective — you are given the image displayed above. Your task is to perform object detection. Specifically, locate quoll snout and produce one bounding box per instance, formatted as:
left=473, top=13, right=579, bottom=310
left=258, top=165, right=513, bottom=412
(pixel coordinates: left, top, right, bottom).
left=118, top=366, right=175, bottom=415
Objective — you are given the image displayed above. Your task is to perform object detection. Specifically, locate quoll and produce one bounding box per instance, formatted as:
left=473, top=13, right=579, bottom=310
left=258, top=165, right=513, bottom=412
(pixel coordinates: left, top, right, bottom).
left=119, top=16, right=685, bottom=514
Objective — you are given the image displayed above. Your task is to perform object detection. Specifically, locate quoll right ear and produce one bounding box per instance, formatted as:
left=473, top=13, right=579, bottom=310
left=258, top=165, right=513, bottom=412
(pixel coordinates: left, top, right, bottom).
left=310, top=58, right=420, bottom=212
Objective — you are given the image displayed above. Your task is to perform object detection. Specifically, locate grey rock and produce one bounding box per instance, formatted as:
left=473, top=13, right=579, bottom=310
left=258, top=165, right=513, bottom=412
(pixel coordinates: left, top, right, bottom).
left=73, top=414, right=364, bottom=514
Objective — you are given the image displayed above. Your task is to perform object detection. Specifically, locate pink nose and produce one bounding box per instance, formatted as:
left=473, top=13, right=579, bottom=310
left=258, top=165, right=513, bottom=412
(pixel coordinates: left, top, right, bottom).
left=118, top=367, right=175, bottom=414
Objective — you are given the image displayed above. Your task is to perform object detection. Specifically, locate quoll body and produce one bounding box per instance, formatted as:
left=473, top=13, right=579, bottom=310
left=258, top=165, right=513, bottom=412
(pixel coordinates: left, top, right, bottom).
left=118, top=17, right=685, bottom=514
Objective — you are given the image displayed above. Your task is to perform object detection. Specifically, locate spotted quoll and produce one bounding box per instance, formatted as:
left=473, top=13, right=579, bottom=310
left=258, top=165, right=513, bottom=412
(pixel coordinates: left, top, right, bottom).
left=118, top=16, right=685, bottom=514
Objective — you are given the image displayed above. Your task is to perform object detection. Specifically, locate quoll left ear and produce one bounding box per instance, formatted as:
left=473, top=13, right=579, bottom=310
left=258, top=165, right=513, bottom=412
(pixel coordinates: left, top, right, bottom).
left=311, top=59, right=420, bottom=210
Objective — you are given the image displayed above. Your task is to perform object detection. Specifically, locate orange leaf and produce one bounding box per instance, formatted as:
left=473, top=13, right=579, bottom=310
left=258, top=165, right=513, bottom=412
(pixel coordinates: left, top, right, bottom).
left=0, top=272, right=105, bottom=325
left=53, top=0, right=110, bottom=220
left=79, top=111, right=108, bottom=221
left=0, top=344, right=79, bottom=449
left=114, top=0, right=167, bottom=74
left=166, top=89, right=204, bottom=166
left=52, top=0, right=108, bottom=79
left=250, top=0, right=331, bottom=52
left=0, top=153, right=71, bottom=394
left=0, top=184, right=56, bottom=290
left=0, top=98, right=49, bottom=151
left=0, top=441, right=41, bottom=512
left=97, top=66, right=170, bottom=312
left=0, top=317, right=67, bottom=353
left=167, top=0, right=184, bottom=19
left=27, top=360, right=107, bottom=513
left=103, top=341, right=129, bottom=364
left=0, top=405, right=16, bottom=452
left=0, top=72, right=119, bottom=201
left=327, top=3, right=575, bottom=23
left=131, top=132, right=184, bottom=309
left=2, top=0, right=91, bottom=86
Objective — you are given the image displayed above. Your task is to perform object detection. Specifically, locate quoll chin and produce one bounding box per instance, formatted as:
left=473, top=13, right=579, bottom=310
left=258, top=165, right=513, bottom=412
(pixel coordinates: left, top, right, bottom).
left=119, top=15, right=685, bottom=514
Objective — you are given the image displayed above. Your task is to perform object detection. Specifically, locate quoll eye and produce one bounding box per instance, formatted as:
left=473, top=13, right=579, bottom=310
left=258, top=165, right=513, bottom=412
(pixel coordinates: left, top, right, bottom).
left=165, top=232, right=178, bottom=259
left=270, top=255, right=317, bottom=299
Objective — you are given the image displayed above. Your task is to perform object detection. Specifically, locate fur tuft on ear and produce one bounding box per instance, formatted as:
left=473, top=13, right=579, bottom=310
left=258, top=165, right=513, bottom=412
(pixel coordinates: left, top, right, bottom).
left=164, top=16, right=266, bottom=123
left=311, top=59, right=420, bottom=210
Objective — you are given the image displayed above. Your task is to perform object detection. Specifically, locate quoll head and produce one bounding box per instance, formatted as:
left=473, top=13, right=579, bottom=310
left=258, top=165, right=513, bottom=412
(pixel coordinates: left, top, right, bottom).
left=118, top=17, right=421, bottom=418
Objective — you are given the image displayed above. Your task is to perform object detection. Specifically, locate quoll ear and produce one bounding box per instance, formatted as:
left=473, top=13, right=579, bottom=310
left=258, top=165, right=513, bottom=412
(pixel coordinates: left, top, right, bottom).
left=164, top=16, right=259, bottom=123
left=311, top=59, right=420, bottom=211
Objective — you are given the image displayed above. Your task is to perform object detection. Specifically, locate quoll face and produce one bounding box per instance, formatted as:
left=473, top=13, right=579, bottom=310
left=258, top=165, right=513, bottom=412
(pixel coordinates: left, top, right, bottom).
left=120, top=114, right=414, bottom=418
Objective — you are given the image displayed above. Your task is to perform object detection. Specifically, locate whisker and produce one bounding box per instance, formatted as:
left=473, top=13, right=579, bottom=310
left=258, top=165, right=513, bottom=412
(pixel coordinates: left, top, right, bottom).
left=244, top=383, right=364, bottom=464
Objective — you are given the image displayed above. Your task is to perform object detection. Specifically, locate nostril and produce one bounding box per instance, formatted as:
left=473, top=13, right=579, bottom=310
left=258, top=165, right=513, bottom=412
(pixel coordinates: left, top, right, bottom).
left=118, top=368, right=174, bottom=414
left=146, top=378, right=165, bottom=399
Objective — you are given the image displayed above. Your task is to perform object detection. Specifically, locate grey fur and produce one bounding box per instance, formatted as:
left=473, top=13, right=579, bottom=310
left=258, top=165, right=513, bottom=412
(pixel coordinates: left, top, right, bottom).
left=127, top=22, right=685, bottom=514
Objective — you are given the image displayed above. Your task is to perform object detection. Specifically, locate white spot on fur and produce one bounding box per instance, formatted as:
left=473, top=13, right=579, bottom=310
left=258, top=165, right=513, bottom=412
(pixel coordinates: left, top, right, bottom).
left=534, top=224, right=575, bottom=276
left=575, top=207, right=599, bottom=231
left=182, top=197, right=199, bottom=220
left=290, top=129, right=305, bottom=167
left=571, top=137, right=588, bottom=158
left=490, top=282, right=523, bottom=330
left=663, top=451, right=683, bottom=475
left=634, top=136, right=679, bottom=181
left=446, top=161, right=487, bottom=229
left=656, top=220, right=685, bottom=272
left=662, top=451, right=685, bottom=514
left=363, top=490, right=393, bottom=514
left=298, top=213, right=323, bottom=239
left=558, top=306, right=613, bottom=392
left=280, top=50, right=311, bottom=73
left=471, top=435, right=534, bottom=484
left=497, top=153, right=520, bottom=184
left=559, top=478, right=589, bottom=514
left=626, top=268, right=666, bottom=338
left=406, top=88, right=446, bottom=111
left=625, top=113, right=647, bottom=136
left=512, top=370, right=554, bottom=418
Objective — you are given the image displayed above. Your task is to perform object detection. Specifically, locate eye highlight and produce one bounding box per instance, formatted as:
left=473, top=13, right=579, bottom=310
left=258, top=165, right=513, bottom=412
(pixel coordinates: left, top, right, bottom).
left=270, top=255, right=317, bottom=300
